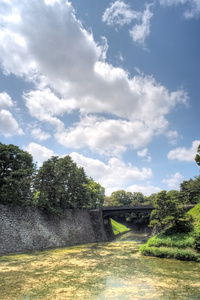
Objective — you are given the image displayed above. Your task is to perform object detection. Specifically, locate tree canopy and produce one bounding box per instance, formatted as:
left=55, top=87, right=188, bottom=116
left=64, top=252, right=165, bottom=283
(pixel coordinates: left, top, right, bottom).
left=0, top=143, right=34, bottom=205
left=33, top=155, right=105, bottom=213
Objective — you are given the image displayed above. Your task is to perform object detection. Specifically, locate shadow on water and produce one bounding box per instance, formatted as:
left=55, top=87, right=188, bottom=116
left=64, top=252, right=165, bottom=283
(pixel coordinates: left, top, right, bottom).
left=0, top=231, right=199, bottom=299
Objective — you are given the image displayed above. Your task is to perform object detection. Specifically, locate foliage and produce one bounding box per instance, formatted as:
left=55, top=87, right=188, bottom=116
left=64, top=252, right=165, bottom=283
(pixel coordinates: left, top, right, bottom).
left=144, top=193, right=157, bottom=205
left=146, top=233, right=194, bottom=248
left=149, top=190, right=185, bottom=232
left=85, top=178, right=105, bottom=208
left=107, top=190, right=146, bottom=207
left=140, top=244, right=199, bottom=261
left=111, top=218, right=130, bottom=235
left=33, top=156, right=105, bottom=213
left=187, top=203, right=200, bottom=252
left=0, top=143, right=35, bottom=206
left=195, top=144, right=200, bottom=167
left=33, top=156, right=89, bottom=212
left=179, top=176, right=200, bottom=204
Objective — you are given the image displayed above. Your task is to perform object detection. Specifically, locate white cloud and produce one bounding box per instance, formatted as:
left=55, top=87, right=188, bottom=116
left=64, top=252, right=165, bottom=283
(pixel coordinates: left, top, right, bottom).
left=56, top=115, right=153, bottom=155
left=167, top=140, right=200, bottom=161
left=24, top=142, right=56, bottom=166
left=102, top=1, right=140, bottom=26
left=70, top=152, right=153, bottom=195
left=162, top=172, right=183, bottom=189
left=137, top=148, right=152, bottom=162
left=166, top=130, right=180, bottom=145
left=137, top=148, right=148, bottom=157
left=0, top=0, right=188, bottom=154
left=0, top=92, right=14, bottom=109
left=126, top=184, right=161, bottom=197
left=0, top=109, right=24, bottom=137
left=23, top=88, right=73, bottom=130
left=31, top=128, right=51, bottom=141
left=159, top=0, right=200, bottom=18
left=102, top=1, right=154, bottom=47
left=129, top=4, right=153, bottom=47
left=0, top=92, right=23, bottom=137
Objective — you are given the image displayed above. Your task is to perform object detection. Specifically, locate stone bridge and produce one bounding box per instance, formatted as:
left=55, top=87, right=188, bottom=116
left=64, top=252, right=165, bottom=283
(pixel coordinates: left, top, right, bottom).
left=89, top=204, right=195, bottom=240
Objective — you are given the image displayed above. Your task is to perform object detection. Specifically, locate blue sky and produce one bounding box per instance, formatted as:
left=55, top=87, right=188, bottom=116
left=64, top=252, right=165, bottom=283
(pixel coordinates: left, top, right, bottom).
left=0, top=0, right=200, bottom=196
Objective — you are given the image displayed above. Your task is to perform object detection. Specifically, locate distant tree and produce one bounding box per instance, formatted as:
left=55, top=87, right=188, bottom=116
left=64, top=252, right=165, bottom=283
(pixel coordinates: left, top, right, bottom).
left=85, top=178, right=105, bottom=208
left=144, top=193, right=157, bottom=205
left=131, top=192, right=145, bottom=205
left=110, top=190, right=132, bottom=206
left=0, top=143, right=34, bottom=206
left=34, top=155, right=89, bottom=212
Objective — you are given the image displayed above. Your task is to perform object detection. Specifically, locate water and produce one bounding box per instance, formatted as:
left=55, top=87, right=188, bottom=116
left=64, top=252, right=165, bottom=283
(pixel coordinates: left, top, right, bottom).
left=0, top=231, right=199, bottom=299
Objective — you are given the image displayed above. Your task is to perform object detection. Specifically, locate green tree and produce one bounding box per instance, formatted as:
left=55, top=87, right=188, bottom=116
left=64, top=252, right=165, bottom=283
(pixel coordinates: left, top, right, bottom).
left=110, top=190, right=132, bottom=206
left=144, top=193, right=157, bottom=205
left=0, top=143, right=34, bottom=206
left=85, top=178, right=105, bottom=208
left=180, top=176, right=200, bottom=204
left=195, top=144, right=200, bottom=167
left=149, top=190, right=184, bottom=232
left=34, top=155, right=89, bottom=212
left=131, top=192, right=145, bottom=205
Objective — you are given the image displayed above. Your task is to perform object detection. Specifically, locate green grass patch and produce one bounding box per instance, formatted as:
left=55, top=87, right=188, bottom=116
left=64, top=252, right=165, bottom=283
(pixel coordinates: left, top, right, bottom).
left=146, top=233, right=195, bottom=248
left=140, top=244, right=200, bottom=261
left=111, top=219, right=130, bottom=235
left=187, top=203, right=200, bottom=225
left=140, top=203, right=200, bottom=262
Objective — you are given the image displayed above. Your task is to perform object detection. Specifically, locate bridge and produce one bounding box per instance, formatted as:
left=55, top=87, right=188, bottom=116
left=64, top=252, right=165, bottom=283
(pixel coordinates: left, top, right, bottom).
left=102, top=205, right=154, bottom=218
left=89, top=204, right=195, bottom=241
left=101, top=204, right=195, bottom=218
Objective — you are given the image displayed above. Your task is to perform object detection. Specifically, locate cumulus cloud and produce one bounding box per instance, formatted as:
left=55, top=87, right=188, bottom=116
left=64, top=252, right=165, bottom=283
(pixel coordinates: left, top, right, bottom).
left=0, top=0, right=188, bottom=155
left=167, top=140, right=200, bottom=161
left=0, top=92, right=14, bottom=109
left=129, top=4, right=153, bottom=46
left=24, top=142, right=56, bottom=166
left=166, top=130, right=180, bottom=145
left=159, top=0, right=200, bottom=18
left=102, top=1, right=140, bottom=26
left=126, top=184, right=161, bottom=197
left=0, top=92, right=23, bottom=136
left=137, top=148, right=152, bottom=162
left=102, top=1, right=154, bottom=47
left=31, top=128, right=51, bottom=141
left=70, top=152, right=153, bottom=195
left=162, top=172, right=184, bottom=189
left=56, top=115, right=153, bottom=155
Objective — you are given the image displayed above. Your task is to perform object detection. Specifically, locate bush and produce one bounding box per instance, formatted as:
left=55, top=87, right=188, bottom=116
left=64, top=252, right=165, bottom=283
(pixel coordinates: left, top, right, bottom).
left=140, top=245, right=199, bottom=261
left=146, top=233, right=194, bottom=249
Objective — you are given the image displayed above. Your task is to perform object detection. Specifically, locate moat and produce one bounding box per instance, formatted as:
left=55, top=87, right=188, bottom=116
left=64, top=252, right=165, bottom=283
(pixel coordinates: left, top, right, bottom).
left=0, top=231, right=200, bottom=299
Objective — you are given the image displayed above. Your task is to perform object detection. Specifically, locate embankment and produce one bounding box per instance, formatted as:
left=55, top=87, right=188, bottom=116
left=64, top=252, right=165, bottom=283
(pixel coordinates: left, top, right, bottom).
left=0, top=205, right=111, bottom=255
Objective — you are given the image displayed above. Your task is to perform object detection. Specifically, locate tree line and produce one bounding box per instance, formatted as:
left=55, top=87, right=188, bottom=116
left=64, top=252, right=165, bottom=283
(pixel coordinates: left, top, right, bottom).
left=0, top=143, right=105, bottom=214
left=1, top=142, right=200, bottom=224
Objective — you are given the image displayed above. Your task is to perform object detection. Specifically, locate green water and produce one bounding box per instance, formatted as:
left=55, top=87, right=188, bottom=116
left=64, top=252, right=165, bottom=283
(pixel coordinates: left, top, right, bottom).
left=0, top=231, right=200, bottom=299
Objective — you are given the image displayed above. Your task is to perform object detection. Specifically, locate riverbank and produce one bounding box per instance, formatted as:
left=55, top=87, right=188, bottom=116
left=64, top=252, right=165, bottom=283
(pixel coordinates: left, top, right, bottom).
left=140, top=203, right=200, bottom=262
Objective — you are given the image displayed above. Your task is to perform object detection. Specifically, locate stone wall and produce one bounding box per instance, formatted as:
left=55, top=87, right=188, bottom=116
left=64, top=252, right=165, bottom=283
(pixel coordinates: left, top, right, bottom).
left=0, top=205, right=109, bottom=255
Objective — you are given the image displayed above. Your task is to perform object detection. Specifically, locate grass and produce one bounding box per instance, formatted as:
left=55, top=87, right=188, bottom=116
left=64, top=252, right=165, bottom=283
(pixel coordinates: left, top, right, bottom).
left=140, top=203, right=200, bottom=262
left=111, top=218, right=131, bottom=235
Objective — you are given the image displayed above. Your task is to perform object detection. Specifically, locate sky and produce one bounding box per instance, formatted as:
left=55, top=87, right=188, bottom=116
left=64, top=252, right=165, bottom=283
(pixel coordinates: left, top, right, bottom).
left=0, top=0, right=200, bottom=196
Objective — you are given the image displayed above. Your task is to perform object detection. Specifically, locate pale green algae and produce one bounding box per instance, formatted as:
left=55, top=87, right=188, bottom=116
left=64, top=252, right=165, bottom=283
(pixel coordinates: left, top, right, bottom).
left=0, top=232, right=200, bottom=299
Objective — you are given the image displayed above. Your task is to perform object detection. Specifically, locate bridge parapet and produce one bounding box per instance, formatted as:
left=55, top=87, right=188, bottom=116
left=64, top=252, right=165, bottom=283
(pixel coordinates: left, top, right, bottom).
left=102, top=205, right=154, bottom=218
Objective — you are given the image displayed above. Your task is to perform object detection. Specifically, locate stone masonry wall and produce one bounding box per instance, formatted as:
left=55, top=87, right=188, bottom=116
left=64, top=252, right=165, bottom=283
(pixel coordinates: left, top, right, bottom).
left=0, top=205, right=107, bottom=255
